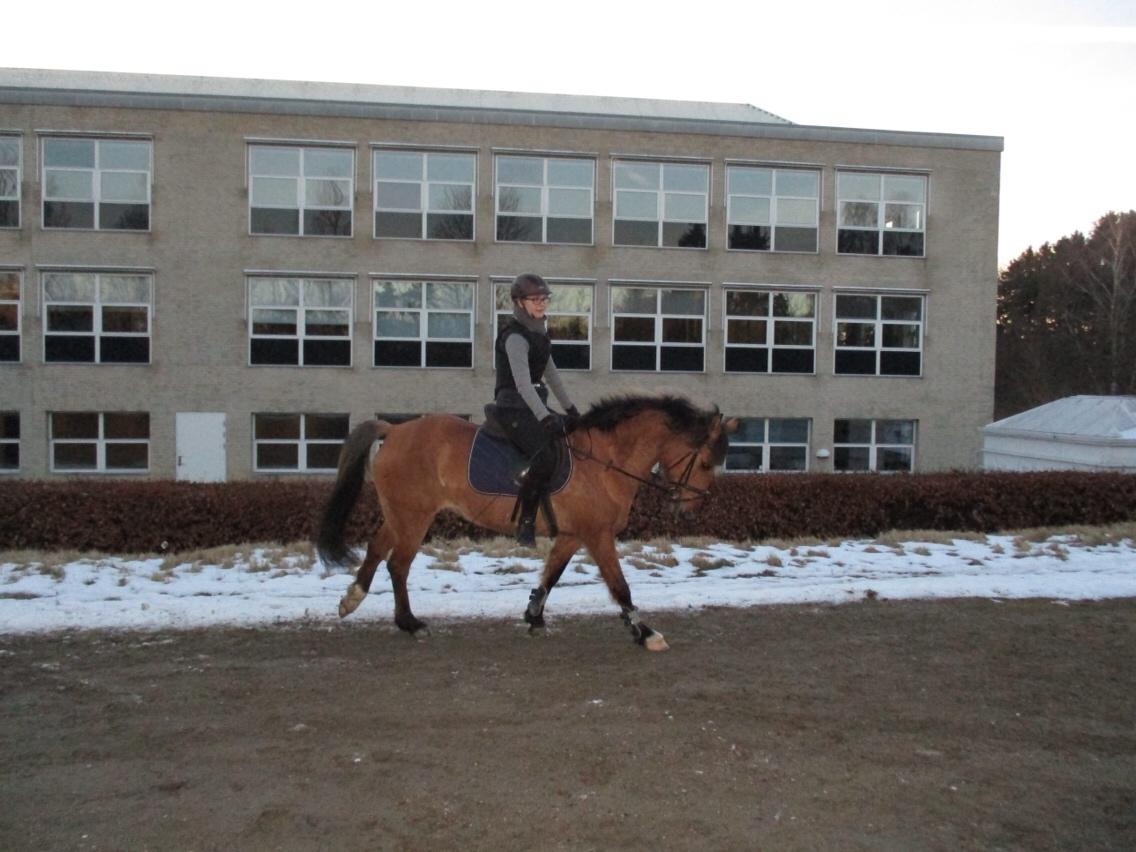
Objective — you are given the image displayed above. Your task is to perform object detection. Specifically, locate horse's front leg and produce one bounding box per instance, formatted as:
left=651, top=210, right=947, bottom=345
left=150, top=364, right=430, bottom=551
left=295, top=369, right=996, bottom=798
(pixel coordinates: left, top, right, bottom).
left=586, top=534, right=669, bottom=651
left=525, top=534, right=580, bottom=630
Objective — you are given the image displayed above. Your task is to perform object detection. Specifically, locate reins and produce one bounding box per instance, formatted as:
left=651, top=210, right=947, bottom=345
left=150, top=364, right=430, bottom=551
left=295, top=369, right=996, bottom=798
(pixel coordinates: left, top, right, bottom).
left=567, top=430, right=711, bottom=502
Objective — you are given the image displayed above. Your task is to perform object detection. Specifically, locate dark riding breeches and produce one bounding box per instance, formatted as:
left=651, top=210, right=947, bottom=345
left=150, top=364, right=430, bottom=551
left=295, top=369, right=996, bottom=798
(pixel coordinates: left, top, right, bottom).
left=496, top=405, right=559, bottom=489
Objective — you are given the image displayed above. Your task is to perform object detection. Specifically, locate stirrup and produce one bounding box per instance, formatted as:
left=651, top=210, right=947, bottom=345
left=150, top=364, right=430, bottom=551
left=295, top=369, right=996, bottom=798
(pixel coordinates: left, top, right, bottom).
left=516, top=516, right=536, bottom=546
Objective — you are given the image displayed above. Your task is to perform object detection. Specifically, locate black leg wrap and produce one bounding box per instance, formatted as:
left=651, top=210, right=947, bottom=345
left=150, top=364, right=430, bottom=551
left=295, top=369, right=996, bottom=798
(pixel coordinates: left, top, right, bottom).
left=524, top=586, right=548, bottom=629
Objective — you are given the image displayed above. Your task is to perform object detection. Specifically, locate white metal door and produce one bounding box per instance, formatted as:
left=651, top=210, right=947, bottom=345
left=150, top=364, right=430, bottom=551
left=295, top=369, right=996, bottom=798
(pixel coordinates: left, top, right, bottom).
left=176, top=412, right=227, bottom=482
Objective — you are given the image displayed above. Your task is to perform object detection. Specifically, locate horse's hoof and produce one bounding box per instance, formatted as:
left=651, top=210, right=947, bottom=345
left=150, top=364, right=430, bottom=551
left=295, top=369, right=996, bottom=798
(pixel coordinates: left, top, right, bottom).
left=524, top=610, right=546, bottom=630
left=338, top=584, right=366, bottom=618
left=643, top=632, right=669, bottom=652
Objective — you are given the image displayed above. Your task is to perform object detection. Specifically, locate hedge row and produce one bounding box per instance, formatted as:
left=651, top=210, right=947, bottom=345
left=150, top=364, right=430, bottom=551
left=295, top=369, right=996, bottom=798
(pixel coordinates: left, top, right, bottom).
left=1, top=471, right=1134, bottom=554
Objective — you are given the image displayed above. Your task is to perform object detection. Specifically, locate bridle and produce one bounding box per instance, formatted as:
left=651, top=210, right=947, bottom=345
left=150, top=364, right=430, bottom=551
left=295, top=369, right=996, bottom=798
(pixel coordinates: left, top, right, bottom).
left=568, top=425, right=715, bottom=505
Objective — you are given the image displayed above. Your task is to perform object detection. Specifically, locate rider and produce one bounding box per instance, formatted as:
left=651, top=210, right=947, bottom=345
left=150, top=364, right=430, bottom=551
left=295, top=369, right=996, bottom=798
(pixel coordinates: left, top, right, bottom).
left=494, top=273, right=581, bottom=546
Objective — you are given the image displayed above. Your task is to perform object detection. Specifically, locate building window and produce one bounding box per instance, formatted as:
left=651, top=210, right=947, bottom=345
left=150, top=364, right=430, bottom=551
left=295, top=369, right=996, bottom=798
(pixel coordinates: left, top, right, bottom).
left=374, top=149, right=474, bottom=240
left=50, top=412, right=149, bottom=472
left=834, top=293, right=924, bottom=376
left=0, top=135, right=20, bottom=228
left=41, top=137, right=151, bottom=230
left=611, top=285, right=705, bottom=372
left=726, top=166, right=818, bottom=252
left=253, top=413, right=348, bottom=472
left=724, top=289, right=816, bottom=374
left=248, top=144, right=353, bottom=236
left=613, top=160, right=708, bottom=248
left=495, top=155, right=594, bottom=244
left=837, top=171, right=926, bottom=256
left=248, top=277, right=353, bottom=367
left=43, top=271, right=152, bottom=364
left=494, top=282, right=593, bottom=370
left=726, top=418, right=811, bottom=472
left=0, top=270, right=19, bottom=362
left=373, top=279, right=474, bottom=368
left=1, top=412, right=18, bottom=472
left=834, top=419, right=916, bottom=472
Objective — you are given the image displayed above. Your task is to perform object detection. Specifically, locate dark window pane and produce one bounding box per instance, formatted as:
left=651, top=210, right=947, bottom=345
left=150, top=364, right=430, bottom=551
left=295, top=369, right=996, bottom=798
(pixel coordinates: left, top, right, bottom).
left=662, top=318, right=701, bottom=344
left=725, top=347, right=768, bottom=373
left=106, top=443, right=148, bottom=469
left=100, top=336, right=149, bottom=363
left=613, top=219, right=658, bottom=246
left=773, top=227, right=817, bottom=252
left=837, top=229, right=878, bottom=254
left=426, top=213, right=473, bottom=240
left=546, top=217, right=591, bottom=244
left=883, top=231, right=925, bottom=256
left=425, top=341, right=472, bottom=367
left=2, top=413, right=20, bottom=439
left=102, top=307, right=148, bottom=333
left=771, top=349, right=814, bottom=373
left=376, top=211, right=422, bottom=238
left=45, top=336, right=95, bottom=362
left=725, top=447, right=762, bottom=471
left=834, top=419, right=872, bottom=443
left=880, top=351, right=921, bottom=376
left=660, top=346, right=703, bottom=371
left=251, top=338, right=299, bottom=365
left=0, top=200, right=18, bottom=228
left=727, top=319, right=766, bottom=344
left=374, top=340, right=422, bottom=367
left=835, top=350, right=877, bottom=375
left=53, top=412, right=99, bottom=439
left=48, top=306, right=93, bottom=332
left=104, top=413, right=149, bottom=439
left=0, top=443, right=17, bottom=470
left=770, top=419, right=810, bottom=443
left=663, top=222, right=706, bottom=248
left=44, top=201, right=94, bottom=229
left=305, top=414, right=349, bottom=440
left=551, top=343, right=589, bottom=370
left=548, top=316, right=588, bottom=342
left=257, top=443, right=298, bottom=469
left=0, top=304, right=16, bottom=332
left=773, top=321, right=812, bottom=346
left=100, top=203, right=149, bottom=230
left=305, top=443, right=341, bottom=470
left=496, top=215, right=541, bottom=242
left=613, top=316, right=655, bottom=342
left=834, top=446, right=871, bottom=471
left=728, top=225, right=770, bottom=251
left=54, top=443, right=97, bottom=469
left=769, top=446, right=807, bottom=471
left=255, top=415, right=300, bottom=440
left=304, top=209, right=351, bottom=236
left=303, top=339, right=351, bottom=366
left=612, top=345, right=655, bottom=371
left=251, top=208, right=300, bottom=235
left=836, top=296, right=878, bottom=320
left=0, top=336, right=17, bottom=362
left=878, top=447, right=913, bottom=472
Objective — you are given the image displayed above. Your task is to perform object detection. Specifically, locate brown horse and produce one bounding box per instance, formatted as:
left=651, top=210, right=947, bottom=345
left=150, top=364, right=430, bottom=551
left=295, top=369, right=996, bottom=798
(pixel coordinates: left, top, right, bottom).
left=315, top=394, right=734, bottom=650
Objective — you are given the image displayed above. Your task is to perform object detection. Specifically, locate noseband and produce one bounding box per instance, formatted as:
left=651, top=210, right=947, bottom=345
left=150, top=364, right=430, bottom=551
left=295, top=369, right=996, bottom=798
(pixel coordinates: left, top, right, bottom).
left=570, top=431, right=713, bottom=504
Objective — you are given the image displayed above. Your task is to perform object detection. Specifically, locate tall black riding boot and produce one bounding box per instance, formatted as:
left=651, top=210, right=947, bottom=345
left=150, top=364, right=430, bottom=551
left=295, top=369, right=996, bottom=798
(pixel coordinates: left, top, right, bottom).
left=515, top=486, right=541, bottom=547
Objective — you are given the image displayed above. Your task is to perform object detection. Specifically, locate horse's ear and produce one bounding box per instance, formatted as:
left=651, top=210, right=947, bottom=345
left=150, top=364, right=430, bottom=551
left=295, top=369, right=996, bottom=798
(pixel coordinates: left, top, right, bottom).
left=723, top=416, right=739, bottom=434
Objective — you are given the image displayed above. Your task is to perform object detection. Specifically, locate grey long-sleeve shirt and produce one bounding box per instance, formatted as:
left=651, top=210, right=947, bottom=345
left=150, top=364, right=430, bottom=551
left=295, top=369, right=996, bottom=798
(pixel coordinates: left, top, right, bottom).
left=503, top=332, right=574, bottom=421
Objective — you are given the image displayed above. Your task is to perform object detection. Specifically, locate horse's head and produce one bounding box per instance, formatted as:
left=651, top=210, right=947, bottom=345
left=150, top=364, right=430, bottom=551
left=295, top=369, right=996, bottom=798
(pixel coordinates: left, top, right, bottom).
left=658, top=408, right=737, bottom=519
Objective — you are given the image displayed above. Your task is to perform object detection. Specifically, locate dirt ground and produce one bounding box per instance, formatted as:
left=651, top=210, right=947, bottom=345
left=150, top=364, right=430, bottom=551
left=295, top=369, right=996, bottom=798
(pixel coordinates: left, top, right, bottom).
left=1, top=598, right=1134, bottom=851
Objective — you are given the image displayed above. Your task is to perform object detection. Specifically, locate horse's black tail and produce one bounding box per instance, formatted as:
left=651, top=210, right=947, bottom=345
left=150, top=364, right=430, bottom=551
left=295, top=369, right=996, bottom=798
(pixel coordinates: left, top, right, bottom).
left=315, top=420, right=389, bottom=568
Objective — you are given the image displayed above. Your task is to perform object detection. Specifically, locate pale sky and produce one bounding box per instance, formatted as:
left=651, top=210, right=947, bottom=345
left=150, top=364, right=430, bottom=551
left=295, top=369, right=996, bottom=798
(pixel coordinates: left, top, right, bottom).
left=6, top=0, right=1135, bottom=267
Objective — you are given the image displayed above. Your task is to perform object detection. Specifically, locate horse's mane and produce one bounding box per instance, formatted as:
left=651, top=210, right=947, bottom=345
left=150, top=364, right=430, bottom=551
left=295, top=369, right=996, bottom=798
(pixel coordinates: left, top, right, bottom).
left=577, top=394, right=727, bottom=462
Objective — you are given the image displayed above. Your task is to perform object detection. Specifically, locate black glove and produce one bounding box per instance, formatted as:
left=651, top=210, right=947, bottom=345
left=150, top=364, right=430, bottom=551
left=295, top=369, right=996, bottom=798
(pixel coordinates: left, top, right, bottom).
left=541, top=413, right=566, bottom=437
left=564, top=405, right=581, bottom=431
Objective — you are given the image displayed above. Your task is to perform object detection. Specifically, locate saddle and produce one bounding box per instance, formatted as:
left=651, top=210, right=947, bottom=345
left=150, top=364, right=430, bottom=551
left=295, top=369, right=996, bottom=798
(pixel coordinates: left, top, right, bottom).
left=467, top=405, right=574, bottom=498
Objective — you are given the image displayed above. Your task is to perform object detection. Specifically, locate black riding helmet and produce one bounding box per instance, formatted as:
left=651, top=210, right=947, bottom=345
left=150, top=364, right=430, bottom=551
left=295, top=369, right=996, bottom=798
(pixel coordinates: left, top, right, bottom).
left=510, top=272, right=551, bottom=302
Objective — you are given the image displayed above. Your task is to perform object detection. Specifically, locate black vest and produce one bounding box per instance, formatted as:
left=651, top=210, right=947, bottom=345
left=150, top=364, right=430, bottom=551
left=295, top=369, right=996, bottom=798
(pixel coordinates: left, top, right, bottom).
left=494, top=319, right=552, bottom=405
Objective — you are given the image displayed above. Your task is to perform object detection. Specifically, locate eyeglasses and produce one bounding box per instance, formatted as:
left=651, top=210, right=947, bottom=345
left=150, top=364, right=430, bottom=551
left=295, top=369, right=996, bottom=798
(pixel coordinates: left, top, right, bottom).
left=524, top=295, right=551, bottom=305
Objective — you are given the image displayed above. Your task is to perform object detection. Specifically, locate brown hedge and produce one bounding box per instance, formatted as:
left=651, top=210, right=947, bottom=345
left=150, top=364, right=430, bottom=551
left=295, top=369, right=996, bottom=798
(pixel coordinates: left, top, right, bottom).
left=1, top=472, right=1134, bottom=554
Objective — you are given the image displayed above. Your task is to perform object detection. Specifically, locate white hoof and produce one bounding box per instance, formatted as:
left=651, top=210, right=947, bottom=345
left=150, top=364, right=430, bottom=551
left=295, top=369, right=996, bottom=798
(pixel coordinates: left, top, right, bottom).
left=338, top=583, right=366, bottom=618
left=644, top=631, right=669, bottom=652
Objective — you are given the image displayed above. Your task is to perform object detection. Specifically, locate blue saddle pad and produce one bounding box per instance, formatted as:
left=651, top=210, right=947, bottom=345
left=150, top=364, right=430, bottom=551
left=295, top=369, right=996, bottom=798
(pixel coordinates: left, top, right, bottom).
left=467, top=428, right=573, bottom=497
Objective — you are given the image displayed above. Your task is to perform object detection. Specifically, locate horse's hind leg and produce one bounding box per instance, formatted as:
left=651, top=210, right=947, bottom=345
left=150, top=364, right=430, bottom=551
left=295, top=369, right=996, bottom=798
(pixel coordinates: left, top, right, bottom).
left=339, top=524, right=394, bottom=618
left=586, top=534, right=669, bottom=651
left=525, top=534, right=580, bottom=630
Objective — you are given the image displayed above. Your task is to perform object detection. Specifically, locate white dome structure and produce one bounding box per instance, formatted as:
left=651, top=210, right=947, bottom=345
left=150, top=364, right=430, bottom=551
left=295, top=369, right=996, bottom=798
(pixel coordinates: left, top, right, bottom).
left=983, top=396, right=1136, bottom=471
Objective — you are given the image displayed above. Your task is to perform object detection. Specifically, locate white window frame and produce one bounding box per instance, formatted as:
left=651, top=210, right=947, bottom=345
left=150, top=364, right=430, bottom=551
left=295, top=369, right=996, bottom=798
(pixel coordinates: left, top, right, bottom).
left=0, top=134, right=21, bottom=229
left=0, top=411, right=18, bottom=473
left=726, top=165, right=819, bottom=253
left=247, top=276, right=354, bottom=368
left=612, top=159, right=709, bottom=249
left=833, top=292, right=925, bottom=377
left=252, top=413, right=349, bottom=474
left=0, top=268, right=20, bottom=364
left=49, top=412, right=150, bottom=474
left=41, top=136, right=152, bottom=231
left=833, top=419, right=917, bottom=472
left=373, top=148, right=476, bottom=241
left=725, top=417, right=812, bottom=473
left=610, top=284, right=706, bottom=373
left=42, top=271, right=153, bottom=365
left=723, top=287, right=817, bottom=375
left=836, top=170, right=927, bottom=257
left=493, top=281, right=594, bottom=371
left=372, top=278, right=475, bottom=369
left=494, top=154, right=595, bottom=245
left=248, top=143, right=355, bottom=237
